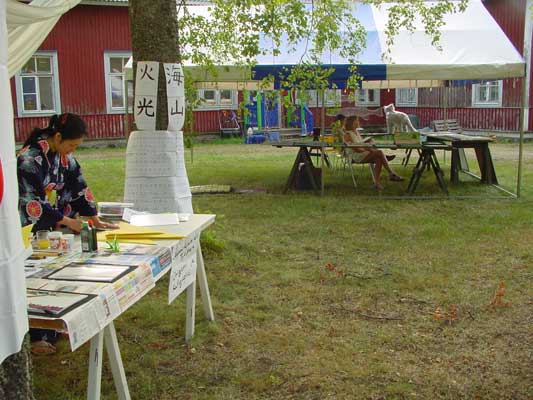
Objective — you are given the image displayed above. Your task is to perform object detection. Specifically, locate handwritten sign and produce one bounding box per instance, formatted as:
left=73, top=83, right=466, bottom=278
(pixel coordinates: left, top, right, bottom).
left=134, top=61, right=159, bottom=131
left=168, top=233, right=198, bottom=304
left=164, top=63, right=185, bottom=131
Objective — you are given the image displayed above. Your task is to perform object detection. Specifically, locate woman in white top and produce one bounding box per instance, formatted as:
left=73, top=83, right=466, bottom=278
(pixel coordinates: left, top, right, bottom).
left=343, top=116, right=404, bottom=191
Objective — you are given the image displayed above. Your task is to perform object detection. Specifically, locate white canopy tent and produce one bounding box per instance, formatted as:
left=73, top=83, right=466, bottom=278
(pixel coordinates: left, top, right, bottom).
left=0, top=0, right=80, bottom=364
left=253, top=0, right=525, bottom=85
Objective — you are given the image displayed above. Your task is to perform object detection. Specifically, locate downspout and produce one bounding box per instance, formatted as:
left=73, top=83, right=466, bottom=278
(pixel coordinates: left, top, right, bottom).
left=518, top=0, right=533, bottom=197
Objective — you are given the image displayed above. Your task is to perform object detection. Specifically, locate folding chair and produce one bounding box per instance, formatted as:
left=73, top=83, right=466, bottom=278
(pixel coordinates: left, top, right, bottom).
left=340, top=136, right=376, bottom=189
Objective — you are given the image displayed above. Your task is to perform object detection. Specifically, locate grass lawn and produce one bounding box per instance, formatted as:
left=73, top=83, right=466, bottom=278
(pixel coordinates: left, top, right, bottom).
left=33, top=140, right=532, bottom=399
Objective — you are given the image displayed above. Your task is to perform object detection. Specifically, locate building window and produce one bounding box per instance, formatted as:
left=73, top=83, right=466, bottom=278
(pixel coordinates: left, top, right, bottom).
left=15, top=52, right=61, bottom=116
left=104, top=52, right=133, bottom=114
left=196, top=89, right=238, bottom=109
left=355, top=89, right=380, bottom=106
left=295, top=89, right=341, bottom=107
left=472, top=80, right=502, bottom=107
left=396, top=88, right=418, bottom=107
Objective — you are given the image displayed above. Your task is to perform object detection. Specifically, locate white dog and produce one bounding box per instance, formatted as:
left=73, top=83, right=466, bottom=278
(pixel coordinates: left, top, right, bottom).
left=383, top=103, right=417, bottom=135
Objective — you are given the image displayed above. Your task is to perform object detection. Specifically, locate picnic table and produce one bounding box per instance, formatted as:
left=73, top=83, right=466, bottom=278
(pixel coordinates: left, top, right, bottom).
left=274, top=140, right=451, bottom=195
left=422, top=132, right=498, bottom=184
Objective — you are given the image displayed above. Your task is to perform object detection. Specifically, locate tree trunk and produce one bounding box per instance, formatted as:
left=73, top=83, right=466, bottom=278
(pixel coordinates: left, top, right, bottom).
left=129, top=0, right=180, bottom=130
left=0, top=336, right=35, bottom=400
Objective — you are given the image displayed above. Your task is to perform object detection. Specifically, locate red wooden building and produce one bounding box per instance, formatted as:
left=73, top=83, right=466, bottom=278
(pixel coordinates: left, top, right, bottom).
left=10, top=0, right=532, bottom=143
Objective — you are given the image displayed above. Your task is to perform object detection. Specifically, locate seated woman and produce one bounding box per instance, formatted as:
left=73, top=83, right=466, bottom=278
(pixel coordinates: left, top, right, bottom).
left=343, top=116, right=404, bottom=191
left=17, top=113, right=118, bottom=354
left=18, top=113, right=117, bottom=233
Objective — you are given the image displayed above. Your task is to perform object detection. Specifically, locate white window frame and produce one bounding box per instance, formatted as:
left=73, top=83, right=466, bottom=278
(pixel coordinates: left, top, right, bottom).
left=472, top=80, right=503, bottom=108
left=15, top=51, right=61, bottom=117
left=195, top=89, right=238, bottom=110
left=295, top=89, right=341, bottom=107
left=355, top=89, right=380, bottom=106
left=395, top=88, right=418, bottom=107
left=104, top=51, right=132, bottom=114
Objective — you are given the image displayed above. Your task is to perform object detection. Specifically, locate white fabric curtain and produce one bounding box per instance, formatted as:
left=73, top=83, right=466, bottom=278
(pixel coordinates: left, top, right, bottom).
left=0, top=0, right=28, bottom=365
left=7, top=0, right=80, bottom=77
left=0, top=0, right=79, bottom=364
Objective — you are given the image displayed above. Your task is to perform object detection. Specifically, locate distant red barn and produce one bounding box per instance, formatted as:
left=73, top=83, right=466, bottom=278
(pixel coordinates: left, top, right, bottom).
left=11, top=0, right=532, bottom=142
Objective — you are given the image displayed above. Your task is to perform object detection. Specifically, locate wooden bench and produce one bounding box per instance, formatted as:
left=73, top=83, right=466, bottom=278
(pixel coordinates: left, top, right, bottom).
left=431, top=119, right=463, bottom=135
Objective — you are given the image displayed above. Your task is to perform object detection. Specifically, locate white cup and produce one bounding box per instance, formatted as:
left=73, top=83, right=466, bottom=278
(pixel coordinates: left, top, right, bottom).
left=61, top=234, right=75, bottom=252
left=49, top=231, right=63, bottom=250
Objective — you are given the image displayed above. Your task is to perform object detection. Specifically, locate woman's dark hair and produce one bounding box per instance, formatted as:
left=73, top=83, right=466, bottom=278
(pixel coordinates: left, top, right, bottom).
left=24, top=113, right=87, bottom=147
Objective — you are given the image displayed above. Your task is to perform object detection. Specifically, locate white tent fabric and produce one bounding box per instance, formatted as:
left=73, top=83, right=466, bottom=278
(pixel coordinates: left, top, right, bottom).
left=7, top=0, right=79, bottom=76
left=0, top=0, right=79, bottom=364
left=253, top=0, right=525, bottom=84
left=0, top=0, right=28, bottom=365
left=374, top=1, right=525, bottom=80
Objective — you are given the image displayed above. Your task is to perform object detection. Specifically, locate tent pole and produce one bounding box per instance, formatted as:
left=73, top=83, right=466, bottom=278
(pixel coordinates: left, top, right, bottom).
left=321, top=89, right=325, bottom=135
left=518, top=0, right=532, bottom=197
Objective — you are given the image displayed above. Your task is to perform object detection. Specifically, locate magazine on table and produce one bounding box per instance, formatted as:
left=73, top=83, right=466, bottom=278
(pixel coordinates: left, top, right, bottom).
left=81, top=251, right=169, bottom=277
left=45, top=263, right=134, bottom=283
left=27, top=289, right=95, bottom=318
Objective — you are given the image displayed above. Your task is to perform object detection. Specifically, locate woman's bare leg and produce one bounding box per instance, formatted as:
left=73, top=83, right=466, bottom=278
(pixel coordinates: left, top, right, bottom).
left=372, top=149, right=402, bottom=178
left=362, top=152, right=384, bottom=188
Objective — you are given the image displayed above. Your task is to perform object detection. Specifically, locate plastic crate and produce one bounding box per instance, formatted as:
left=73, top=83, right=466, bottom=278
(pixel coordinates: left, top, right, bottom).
left=245, top=134, right=266, bottom=144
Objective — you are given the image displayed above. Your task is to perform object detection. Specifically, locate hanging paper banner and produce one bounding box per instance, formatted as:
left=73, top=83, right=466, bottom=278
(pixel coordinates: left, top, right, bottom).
left=134, top=61, right=159, bottom=131
left=164, top=63, right=185, bottom=131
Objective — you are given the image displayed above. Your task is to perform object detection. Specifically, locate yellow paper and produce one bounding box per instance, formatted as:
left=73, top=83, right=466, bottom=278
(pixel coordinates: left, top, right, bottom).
left=21, top=224, right=34, bottom=248
left=97, top=221, right=184, bottom=242
left=99, top=238, right=156, bottom=245
left=104, top=233, right=183, bottom=239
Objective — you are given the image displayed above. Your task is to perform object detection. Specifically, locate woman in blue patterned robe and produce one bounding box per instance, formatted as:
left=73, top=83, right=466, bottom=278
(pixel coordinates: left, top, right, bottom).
left=17, top=113, right=116, bottom=232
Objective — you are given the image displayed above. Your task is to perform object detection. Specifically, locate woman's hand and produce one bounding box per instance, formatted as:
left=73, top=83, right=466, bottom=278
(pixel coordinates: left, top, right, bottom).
left=90, top=215, right=119, bottom=230
left=60, top=216, right=83, bottom=233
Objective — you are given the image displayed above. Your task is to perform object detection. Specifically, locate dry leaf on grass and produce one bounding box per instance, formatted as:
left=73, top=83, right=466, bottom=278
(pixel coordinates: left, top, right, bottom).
left=433, top=304, right=459, bottom=325
left=489, top=281, right=510, bottom=308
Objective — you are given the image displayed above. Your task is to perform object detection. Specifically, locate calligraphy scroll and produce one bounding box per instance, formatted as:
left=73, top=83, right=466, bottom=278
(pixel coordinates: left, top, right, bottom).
left=164, top=63, right=185, bottom=131
left=134, top=61, right=159, bottom=131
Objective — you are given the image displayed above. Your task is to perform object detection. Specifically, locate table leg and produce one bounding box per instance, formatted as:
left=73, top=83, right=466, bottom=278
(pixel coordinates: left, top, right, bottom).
left=104, top=322, right=131, bottom=400
left=450, top=148, right=460, bottom=184
left=196, top=244, right=214, bottom=321
left=320, top=146, right=325, bottom=196
left=301, top=148, right=319, bottom=192
left=473, top=143, right=497, bottom=184
left=87, top=331, right=104, bottom=400
left=406, top=151, right=425, bottom=194
left=284, top=148, right=304, bottom=193
left=429, top=151, right=449, bottom=195
left=185, top=279, right=196, bottom=342
left=284, top=147, right=318, bottom=192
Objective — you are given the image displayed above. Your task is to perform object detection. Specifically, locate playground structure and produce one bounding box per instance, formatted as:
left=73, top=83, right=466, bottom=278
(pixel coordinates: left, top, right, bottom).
left=243, top=90, right=315, bottom=143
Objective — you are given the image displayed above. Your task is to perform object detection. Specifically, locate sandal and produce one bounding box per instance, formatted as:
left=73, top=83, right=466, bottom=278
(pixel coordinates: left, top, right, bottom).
left=389, top=174, right=405, bottom=182
left=31, top=340, right=56, bottom=355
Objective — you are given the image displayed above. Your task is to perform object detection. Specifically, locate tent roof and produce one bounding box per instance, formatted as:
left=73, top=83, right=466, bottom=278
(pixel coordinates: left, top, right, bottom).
left=253, top=0, right=525, bottom=84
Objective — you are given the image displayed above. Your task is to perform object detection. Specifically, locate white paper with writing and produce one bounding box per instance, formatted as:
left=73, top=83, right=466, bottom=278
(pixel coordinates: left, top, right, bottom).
left=134, top=61, right=159, bottom=131
left=124, top=131, right=193, bottom=214
left=168, top=233, right=199, bottom=304
left=64, top=301, right=101, bottom=351
left=164, top=63, right=185, bottom=131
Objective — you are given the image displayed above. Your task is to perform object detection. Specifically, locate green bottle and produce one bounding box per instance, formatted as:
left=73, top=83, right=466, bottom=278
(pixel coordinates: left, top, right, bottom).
left=80, top=221, right=92, bottom=252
